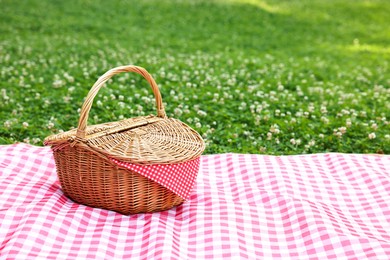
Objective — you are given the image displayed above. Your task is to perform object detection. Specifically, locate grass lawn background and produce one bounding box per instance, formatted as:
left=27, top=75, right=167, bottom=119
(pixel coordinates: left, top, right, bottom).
left=1, top=0, right=389, bottom=154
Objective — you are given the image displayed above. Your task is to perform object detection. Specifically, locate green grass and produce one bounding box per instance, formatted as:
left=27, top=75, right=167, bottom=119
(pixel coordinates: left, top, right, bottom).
left=1, top=0, right=389, bottom=154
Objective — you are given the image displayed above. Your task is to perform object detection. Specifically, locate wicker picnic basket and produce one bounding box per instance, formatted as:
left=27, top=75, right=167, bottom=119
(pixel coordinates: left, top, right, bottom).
left=44, top=65, right=205, bottom=214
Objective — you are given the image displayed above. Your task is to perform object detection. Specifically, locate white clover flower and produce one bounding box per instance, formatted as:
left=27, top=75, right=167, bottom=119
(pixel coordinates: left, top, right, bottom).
left=32, top=138, right=41, bottom=144
left=195, top=122, right=202, bottom=128
left=256, top=105, right=263, bottom=113
left=174, top=108, right=183, bottom=116
left=320, top=106, right=328, bottom=114
left=118, top=102, right=125, bottom=109
left=22, top=122, right=29, bottom=128
left=346, top=119, right=352, bottom=127
left=338, top=127, right=347, bottom=134
left=4, top=120, right=12, bottom=128
left=64, top=73, right=74, bottom=83
left=197, top=110, right=207, bottom=117
left=259, top=147, right=266, bottom=153
left=290, top=138, right=296, bottom=145
left=63, top=96, right=71, bottom=103
left=248, top=85, right=256, bottom=93
left=141, top=96, right=151, bottom=104
left=23, top=137, right=30, bottom=144
left=368, top=133, right=376, bottom=139
left=249, top=104, right=256, bottom=113
left=267, top=132, right=272, bottom=140
left=319, top=134, right=324, bottom=139
left=254, top=117, right=261, bottom=126
left=296, top=139, right=301, bottom=145
left=371, top=123, right=378, bottom=130
left=52, top=79, right=64, bottom=88
left=385, top=135, right=390, bottom=139
left=342, top=109, right=350, bottom=115
left=47, top=122, right=54, bottom=129
left=321, top=116, right=329, bottom=124
left=269, top=124, right=279, bottom=133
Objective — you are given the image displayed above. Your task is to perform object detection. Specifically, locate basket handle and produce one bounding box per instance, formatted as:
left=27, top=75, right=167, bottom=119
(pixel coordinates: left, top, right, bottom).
left=76, top=65, right=166, bottom=139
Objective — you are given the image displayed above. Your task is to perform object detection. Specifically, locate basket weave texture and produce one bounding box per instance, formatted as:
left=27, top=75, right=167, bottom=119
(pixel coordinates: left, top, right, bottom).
left=44, top=65, right=205, bottom=214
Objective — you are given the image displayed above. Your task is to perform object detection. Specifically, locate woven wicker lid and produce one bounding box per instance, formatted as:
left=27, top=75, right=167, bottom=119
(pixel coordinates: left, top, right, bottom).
left=44, top=65, right=205, bottom=165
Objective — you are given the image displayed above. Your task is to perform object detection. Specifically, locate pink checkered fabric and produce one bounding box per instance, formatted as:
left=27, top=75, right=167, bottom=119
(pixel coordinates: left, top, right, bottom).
left=111, top=157, right=200, bottom=199
left=1, top=143, right=390, bottom=259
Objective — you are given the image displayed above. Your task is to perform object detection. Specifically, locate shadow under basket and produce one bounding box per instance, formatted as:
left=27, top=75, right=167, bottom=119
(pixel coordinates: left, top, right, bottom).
left=54, top=144, right=184, bottom=215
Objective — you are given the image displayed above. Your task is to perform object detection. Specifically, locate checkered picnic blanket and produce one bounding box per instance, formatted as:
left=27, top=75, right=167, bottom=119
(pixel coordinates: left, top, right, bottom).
left=1, top=144, right=389, bottom=259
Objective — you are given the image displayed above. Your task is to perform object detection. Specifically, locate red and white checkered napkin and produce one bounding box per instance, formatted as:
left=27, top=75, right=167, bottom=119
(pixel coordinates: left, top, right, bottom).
left=1, top=144, right=390, bottom=259
left=111, top=158, right=200, bottom=200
